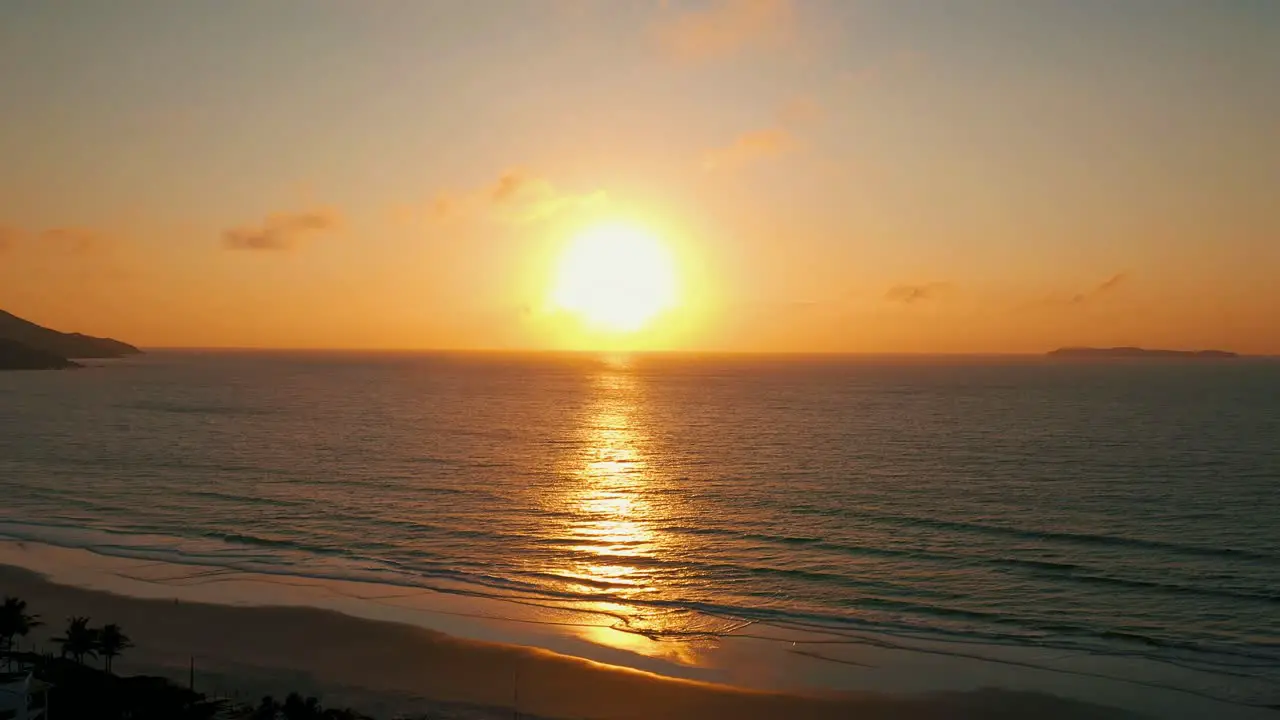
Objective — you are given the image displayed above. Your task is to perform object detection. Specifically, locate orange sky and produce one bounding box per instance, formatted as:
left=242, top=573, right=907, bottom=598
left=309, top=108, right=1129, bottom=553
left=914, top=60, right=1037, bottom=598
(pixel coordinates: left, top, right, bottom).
left=1, top=1, right=1277, bottom=353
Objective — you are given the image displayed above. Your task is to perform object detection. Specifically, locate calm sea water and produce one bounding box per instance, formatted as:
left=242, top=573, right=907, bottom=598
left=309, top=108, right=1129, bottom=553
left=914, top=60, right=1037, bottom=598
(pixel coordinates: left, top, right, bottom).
left=1, top=352, right=1278, bottom=706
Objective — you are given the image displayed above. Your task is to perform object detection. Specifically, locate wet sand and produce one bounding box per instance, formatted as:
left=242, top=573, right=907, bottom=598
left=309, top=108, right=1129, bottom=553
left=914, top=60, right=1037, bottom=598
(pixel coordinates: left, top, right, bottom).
left=0, top=560, right=1139, bottom=719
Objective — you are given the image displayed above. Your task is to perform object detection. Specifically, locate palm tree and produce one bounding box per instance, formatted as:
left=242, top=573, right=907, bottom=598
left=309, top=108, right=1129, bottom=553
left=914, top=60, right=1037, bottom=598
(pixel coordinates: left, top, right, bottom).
left=97, top=623, right=133, bottom=674
left=282, top=692, right=323, bottom=720
left=0, top=596, right=42, bottom=668
left=54, top=616, right=98, bottom=664
left=253, top=695, right=282, bottom=720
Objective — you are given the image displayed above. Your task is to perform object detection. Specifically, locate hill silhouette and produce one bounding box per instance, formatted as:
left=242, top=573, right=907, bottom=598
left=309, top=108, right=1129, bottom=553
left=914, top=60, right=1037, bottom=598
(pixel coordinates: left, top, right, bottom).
left=0, top=337, right=81, bottom=370
left=0, top=308, right=141, bottom=358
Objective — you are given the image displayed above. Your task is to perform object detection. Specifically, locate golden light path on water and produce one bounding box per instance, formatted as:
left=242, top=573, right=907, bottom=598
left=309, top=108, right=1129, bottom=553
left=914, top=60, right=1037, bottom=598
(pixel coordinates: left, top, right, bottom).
left=551, top=358, right=716, bottom=667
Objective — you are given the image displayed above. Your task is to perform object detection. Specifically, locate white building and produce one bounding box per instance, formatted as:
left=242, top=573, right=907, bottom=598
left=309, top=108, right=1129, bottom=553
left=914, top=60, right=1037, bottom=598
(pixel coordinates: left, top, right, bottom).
left=0, top=673, right=51, bottom=720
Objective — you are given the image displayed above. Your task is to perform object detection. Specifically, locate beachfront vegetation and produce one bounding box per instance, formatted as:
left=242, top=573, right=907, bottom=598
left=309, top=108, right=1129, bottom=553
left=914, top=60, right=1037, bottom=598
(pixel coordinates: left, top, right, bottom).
left=98, top=622, right=134, bottom=674
left=54, top=615, right=99, bottom=665
left=16, top=655, right=219, bottom=719
left=0, top=596, right=42, bottom=663
left=44, top=616, right=135, bottom=673
left=0, top=596, right=377, bottom=720
left=250, top=692, right=373, bottom=720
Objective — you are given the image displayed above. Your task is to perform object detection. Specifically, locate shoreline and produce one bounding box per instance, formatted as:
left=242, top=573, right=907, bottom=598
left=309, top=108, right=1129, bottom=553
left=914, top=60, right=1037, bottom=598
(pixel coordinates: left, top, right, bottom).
left=0, top=550, right=1136, bottom=720
left=0, top=541, right=1272, bottom=718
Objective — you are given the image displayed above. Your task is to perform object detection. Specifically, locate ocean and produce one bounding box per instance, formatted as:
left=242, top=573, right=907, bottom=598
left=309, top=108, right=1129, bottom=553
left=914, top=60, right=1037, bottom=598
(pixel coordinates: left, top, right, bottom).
left=1, top=351, right=1277, bottom=710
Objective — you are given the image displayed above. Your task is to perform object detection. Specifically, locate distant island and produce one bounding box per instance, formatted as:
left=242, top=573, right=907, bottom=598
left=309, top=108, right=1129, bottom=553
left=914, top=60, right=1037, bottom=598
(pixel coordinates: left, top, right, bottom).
left=1048, top=347, right=1239, bottom=359
left=0, top=308, right=141, bottom=370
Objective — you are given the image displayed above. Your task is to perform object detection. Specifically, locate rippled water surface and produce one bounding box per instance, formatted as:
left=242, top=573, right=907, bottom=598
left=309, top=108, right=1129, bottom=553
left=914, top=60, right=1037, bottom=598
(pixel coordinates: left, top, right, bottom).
left=1, top=352, right=1278, bottom=704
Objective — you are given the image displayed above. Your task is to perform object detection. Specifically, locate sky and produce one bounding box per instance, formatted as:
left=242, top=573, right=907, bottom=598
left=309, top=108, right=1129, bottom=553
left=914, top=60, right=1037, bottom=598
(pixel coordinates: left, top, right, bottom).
left=1, top=0, right=1277, bottom=353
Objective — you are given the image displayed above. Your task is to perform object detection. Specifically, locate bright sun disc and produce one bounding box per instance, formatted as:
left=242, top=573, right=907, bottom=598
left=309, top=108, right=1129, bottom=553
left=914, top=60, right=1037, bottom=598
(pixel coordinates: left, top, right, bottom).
left=551, top=223, right=677, bottom=332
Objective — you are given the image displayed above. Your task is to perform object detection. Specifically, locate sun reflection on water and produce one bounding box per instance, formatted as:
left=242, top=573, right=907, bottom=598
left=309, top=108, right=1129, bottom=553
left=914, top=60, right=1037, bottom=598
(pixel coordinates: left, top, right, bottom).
left=563, top=372, right=655, bottom=593
left=550, top=361, right=711, bottom=665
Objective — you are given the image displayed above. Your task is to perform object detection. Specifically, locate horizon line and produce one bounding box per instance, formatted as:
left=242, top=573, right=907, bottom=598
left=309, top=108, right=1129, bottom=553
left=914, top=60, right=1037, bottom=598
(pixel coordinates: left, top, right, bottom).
left=127, top=346, right=1264, bottom=358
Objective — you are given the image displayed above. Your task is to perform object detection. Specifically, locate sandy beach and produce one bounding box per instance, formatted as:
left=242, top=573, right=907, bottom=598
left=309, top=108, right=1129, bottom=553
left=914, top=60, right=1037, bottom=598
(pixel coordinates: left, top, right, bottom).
left=0, top=543, right=1150, bottom=720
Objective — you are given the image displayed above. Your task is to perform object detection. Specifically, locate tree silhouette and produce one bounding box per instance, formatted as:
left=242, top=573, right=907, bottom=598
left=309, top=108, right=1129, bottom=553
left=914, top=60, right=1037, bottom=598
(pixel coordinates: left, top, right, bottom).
left=282, top=692, right=323, bottom=720
left=97, top=622, right=133, bottom=674
left=54, top=616, right=98, bottom=664
left=253, top=695, right=282, bottom=720
left=321, top=708, right=371, bottom=720
left=321, top=708, right=369, bottom=720
left=0, top=596, right=42, bottom=666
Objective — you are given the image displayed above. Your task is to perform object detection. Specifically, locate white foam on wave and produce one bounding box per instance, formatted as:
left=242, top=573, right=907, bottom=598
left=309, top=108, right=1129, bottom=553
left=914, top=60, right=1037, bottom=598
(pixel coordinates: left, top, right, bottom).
left=0, top=530, right=1273, bottom=719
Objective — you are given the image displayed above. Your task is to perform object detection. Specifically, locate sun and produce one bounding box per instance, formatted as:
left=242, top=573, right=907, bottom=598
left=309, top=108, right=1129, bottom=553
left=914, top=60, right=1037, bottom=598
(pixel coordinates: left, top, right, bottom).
left=550, top=222, right=677, bottom=333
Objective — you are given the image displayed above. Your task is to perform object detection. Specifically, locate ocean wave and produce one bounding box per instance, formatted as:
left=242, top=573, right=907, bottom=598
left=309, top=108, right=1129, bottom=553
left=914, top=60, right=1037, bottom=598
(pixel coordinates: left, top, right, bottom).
left=803, top=506, right=1280, bottom=564
left=654, top=523, right=1279, bottom=605
left=124, top=400, right=276, bottom=416
left=3, top=516, right=1279, bottom=712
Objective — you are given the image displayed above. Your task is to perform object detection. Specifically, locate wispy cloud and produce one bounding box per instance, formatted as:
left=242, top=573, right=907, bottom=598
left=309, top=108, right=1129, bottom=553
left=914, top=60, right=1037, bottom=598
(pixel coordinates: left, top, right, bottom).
left=655, top=0, right=793, bottom=61
left=491, top=170, right=609, bottom=224
left=490, top=169, right=530, bottom=204
left=426, top=194, right=460, bottom=222
left=885, top=282, right=952, bottom=305
left=0, top=225, right=22, bottom=252
left=1018, top=271, right=1133, bottom=311
left=778, top=95, right=822, bottom=127
left=40, top=227, right=111, bottom=254
left=702, top=128, right=793, bottom=172
left=223, top=208, right=342, bottom=251
left=412, top=169, right=608, bottom=227
left=0, top=225, right=124, bottom=256
left=1069, top=272, right=1128, bottom=304
left=702, top=95, right=819, bottom=174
